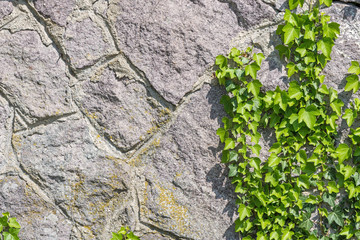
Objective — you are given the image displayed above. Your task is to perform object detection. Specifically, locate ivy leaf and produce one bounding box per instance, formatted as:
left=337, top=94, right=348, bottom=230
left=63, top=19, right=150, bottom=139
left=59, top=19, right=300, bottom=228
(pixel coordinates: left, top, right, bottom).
left=216, top=128, right=227, bottom=142
left=328, top=211, right=343, bottom=227
left=288, top=81, right=303, bottom=100
left=345, top=74, right=360, bottom=93
left=253, top=53, right=265, bottom=66
left=343, top=109, right=357, bottom=127
left=281, top=227, right=294, bottom=240
left=215, top=55, right=227, bottom=68
left=335, top=143, right=352, bottom=164
left=245, top=63, right=261, bottom=80
left=224, top=138, right=235, bottom=150
left=340, top=164, right=355, bottom=180
left=127, top=232, right=141, bottom=240
left=268, top=153, right=281, bottom=168
left=317, top=38, right=334, bottom=58
left=320, top=0, right=333, bottom=7
left=284, top=9, right=299, bottom=26
left=339, top=225, right=354, bottom=239
left=286, top=63, right=298, bottom=78
left=327, top=181, right=339, bottom=194
left=228, top=163, right=238, bottom=177
left=299, top=215, right=313, bottom=232
left=8, top=218, right=20, bottom=229
left=323, top=22, right=340, bottom=38
left=247, top=80, right=262, bottom=97
left=323, top=192, right=335, bottom=207
left=348, top=61, right=360, bottom=75
left=276, top=45, right=290, bottom=59
left=330, top=99, right=344, bottom=116
left=298, top=105, right=320, bottom=129
left=238, top=204, right=252, bottom=221
left=283, top=23, right=300, bottom=45
left=3, top=232, right=18, bottom=240
left=288, top=0, right=304, bottom=10
left=250, top=144, right=261, bottom=157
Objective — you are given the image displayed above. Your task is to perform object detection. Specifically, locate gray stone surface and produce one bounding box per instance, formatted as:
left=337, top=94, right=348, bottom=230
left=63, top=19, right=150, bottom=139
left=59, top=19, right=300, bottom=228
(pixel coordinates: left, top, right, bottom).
left=110, top=0, right=276, bottom=105
left=0, top=30, right=72, bottom=121
left=75, top=59, right=171, bottom=151
left=0, top=1, right=13, bottom=19
left=137, top=84, right=237, bottom=239
left=64, top=17, right=117, bottom=69
left=0, top=174, right=73, bottom=240
left=33, top=0, right=76, bottom=26
left=0, top=96, right=13, bottom=174
left=12, top=114, right=136, bottom=239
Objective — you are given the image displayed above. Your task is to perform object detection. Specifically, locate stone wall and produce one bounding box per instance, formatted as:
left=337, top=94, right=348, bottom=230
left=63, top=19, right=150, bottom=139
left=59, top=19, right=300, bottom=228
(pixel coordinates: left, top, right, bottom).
left=0, top=0, right=359, bottom=239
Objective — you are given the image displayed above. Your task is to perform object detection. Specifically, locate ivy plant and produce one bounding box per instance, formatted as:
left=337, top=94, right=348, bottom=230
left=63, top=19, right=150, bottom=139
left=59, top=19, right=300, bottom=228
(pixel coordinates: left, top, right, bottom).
left=110, top=226, right=140, bottom=240
left=0, top=212, right=21, bottom=240
left=215, top=0, right=360, bottom=239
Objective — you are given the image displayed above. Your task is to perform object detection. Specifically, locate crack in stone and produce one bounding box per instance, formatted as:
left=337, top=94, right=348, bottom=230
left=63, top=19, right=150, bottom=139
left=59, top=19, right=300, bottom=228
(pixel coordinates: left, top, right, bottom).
left=140, top=221, right=189, bottom=240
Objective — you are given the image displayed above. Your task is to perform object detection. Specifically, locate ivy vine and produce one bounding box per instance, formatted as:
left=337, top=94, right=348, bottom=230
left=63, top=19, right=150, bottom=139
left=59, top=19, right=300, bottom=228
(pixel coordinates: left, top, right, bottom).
left=215, top=0, right=360, bottom=239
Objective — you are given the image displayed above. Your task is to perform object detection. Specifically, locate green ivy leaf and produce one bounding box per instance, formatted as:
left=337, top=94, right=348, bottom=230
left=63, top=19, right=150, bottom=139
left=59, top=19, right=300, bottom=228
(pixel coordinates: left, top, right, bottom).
left=245, top=63, right=261, bottom=80
left=343, top=109, right=357, bottom=127
left=228, top=163, right=238, bottom=177
left=286, top=63, right=298, bottom=78
left=253, top=53, right=265, bottom=66
left=247, top=80, right=262, bottom=97
left=348, top=61, right=360, bottom=75
left=215, top=55, right=227, bottom=68
left=330, top=99, right=344, bottom=116
left=335, top=143, right=352, bottom=164
left=345, top=74, right=360, bottom=93
left=317, top=38, right=334, bottom=58
left=216, top=128, right=227, bottom=142
left=224, top=138, right=235, bottom=150
left=238, top=204, right=252, bottom=221
left=323, top=22, right=340, bottom=38
left=8, top=218, right=20, bottom=229
left=327, top=181, right=339, bottom=194
left=298, top=105, right=320, bottom=129
left=283, top=23, right=300, bottom=45
left=328, top=211, right=344, bottom=227
left=288, top=81, right=303, bottom=100
left=268, top=153, right=281, bottom=168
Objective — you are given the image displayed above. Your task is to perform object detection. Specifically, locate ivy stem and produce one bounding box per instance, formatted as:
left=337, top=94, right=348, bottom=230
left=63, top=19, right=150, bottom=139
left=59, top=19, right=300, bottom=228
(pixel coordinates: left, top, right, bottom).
left=309, top=0, right=314, bottom=12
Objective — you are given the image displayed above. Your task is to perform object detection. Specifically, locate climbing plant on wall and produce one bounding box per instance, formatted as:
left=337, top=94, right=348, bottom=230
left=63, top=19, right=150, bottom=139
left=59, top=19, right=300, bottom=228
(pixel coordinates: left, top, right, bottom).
left=215, top=0, right=360, bottom=239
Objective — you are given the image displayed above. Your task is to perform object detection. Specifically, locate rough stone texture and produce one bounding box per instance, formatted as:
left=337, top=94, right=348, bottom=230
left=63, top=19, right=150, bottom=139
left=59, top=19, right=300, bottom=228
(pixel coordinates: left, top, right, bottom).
left=64, top=17, right=117, bottom=69
left=110, top=0, right=277, bottom=105
left=0, top=30, right=72, bottom=121
left=0, top=174, right=73, bottom=239
left=33, top=0, right=76, bottom=26
left=0, top=1, right=13, bottom=19
left=137, top=84, right=237, bottom=239
left=0, top=0, right=358, bottom=239
left=75, top=59, right=171, bottom=151
left=0, top=96, right=13, bottom=174
left=12, top=114, right=136, bottom=239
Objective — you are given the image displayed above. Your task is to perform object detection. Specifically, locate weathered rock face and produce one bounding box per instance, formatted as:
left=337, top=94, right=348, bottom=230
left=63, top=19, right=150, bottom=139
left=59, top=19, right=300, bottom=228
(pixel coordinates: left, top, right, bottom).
left=0, top=0, right=358, bottom=239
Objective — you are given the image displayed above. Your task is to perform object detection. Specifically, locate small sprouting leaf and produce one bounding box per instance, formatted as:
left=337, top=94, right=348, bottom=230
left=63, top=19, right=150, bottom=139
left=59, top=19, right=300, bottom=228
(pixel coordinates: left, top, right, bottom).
left=250, top=144, right=261, bottom=156
left=8, top=218, right=20, bottom=229
left=348, top=61, right=360, bottom=75
left=127, top=232, right=141, bottom=240
left=320, top=0, right=333, bottom=7
left=111, top=233, right=123, bottom=240
left=215, top=55, right=227, bottom=68
left=345, top=74, right=360, bottom=93
left=247, top=80, right=262, bottom=97
left=245, top=63, right=261, bottom=80
left=317, top=38, right=334, bottom=58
